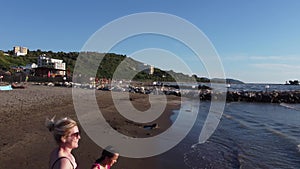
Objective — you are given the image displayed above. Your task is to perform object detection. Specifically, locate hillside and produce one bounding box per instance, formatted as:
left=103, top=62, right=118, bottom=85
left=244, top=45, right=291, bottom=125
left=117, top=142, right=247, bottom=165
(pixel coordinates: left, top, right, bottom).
left=0, top=50, right=243, bottom=83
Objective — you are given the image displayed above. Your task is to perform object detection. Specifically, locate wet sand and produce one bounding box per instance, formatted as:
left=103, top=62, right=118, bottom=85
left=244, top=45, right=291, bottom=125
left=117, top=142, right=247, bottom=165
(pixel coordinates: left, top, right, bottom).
left=0, top=84, right=182, bottom=169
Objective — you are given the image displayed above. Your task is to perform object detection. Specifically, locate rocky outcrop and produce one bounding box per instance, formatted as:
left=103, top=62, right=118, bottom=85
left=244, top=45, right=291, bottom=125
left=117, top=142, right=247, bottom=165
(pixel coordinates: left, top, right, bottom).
left=225, top=90, right=300, bottom=103
left=124, top=85, right=300, bottom=103
left=46, top=81, right=300, bottom=104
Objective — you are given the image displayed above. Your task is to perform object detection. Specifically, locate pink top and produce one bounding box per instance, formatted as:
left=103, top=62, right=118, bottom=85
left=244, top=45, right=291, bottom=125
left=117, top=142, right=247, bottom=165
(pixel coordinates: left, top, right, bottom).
left=92, top=163, right=110, bottom=169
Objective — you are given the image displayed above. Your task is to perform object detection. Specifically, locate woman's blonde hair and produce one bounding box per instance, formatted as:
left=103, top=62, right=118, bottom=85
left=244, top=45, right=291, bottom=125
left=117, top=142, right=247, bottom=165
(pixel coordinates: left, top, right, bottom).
left=45, top=116, right=78, bottom=144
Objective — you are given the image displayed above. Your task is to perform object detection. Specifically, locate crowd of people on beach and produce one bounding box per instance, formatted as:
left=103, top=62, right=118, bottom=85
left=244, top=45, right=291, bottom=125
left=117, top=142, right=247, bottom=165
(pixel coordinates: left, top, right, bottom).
left=46, top=116, right=119, bottom=169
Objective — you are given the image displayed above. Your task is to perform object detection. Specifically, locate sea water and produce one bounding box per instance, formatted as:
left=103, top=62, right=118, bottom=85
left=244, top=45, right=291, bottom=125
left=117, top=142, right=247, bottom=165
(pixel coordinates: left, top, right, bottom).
left=174, top=101, right=300, bottom=169
left=133, top=83, right=300, bottom=168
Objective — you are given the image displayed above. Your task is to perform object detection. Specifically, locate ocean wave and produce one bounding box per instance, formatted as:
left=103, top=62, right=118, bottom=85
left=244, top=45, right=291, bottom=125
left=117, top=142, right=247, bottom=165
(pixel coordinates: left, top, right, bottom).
left=264, top=124, right=300, bottom=154
left=184, top=141, right=241, bottom=169
left=279, top=103, right=300, bottom=111
left=222, top=113, right=251, bottom=129
left=266, top=126, right=287, bottom=138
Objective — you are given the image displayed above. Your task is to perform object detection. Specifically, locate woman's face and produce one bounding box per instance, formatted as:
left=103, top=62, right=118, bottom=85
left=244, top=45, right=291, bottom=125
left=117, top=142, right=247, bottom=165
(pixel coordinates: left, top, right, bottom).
left=108, top=153, right=119, bottom=166
left=65, top=126, right=81, bottom=149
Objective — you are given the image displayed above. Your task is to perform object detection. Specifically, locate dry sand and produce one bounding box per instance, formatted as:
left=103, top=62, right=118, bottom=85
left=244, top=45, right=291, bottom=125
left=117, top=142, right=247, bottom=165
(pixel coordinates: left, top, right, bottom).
left=0, top=84, right=183, bottom=169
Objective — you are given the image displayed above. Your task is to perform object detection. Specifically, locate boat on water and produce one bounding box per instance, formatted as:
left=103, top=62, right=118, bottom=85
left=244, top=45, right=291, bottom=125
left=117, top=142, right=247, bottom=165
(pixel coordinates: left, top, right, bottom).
left=285, top=80, right=299, bottom=85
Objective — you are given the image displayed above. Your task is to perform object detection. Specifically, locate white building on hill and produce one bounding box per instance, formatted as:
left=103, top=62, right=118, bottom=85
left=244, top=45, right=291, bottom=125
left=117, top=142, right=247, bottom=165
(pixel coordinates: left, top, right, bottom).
left=13, top=46, right=28, bottom=56
left=38, top=55, right=65, bottom=70
left=36, top=55, right=66, bottom=76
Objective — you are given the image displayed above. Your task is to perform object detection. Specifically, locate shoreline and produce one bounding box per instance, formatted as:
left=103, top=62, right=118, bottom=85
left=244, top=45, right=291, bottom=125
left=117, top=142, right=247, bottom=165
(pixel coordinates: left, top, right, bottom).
left=0, top=84, right=181, bottom=169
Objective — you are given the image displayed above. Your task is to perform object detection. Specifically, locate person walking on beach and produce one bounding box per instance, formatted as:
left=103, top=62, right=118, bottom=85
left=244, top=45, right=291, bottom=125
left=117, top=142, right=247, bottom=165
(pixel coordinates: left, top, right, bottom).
left=46, top=116, right=81, bottom=169
left=91, top=147, right=119, bottom=169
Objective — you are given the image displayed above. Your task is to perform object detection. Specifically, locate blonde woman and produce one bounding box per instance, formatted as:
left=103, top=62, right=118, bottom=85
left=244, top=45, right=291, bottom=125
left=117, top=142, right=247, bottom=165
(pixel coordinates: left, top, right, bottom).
left=46, top=117, right=81, bottom=169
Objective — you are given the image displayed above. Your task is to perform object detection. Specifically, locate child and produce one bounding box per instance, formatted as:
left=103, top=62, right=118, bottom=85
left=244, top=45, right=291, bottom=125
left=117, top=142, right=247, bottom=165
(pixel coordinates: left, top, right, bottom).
left=91, top=147, right=119, bottom=169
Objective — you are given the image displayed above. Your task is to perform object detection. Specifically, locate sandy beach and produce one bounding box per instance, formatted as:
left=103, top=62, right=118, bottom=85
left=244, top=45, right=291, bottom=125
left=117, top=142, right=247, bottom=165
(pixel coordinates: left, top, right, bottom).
left=0, top=84, right=182, bottom=169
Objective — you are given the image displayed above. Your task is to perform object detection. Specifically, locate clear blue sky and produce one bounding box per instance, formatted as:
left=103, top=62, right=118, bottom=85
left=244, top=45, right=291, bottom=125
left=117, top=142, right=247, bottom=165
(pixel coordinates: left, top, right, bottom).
left=1, top=0, right=300, bottom=84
